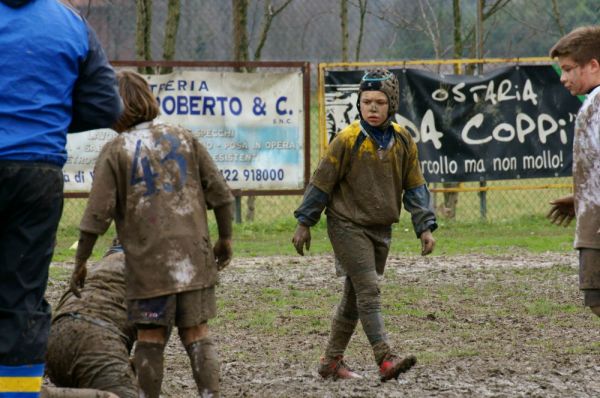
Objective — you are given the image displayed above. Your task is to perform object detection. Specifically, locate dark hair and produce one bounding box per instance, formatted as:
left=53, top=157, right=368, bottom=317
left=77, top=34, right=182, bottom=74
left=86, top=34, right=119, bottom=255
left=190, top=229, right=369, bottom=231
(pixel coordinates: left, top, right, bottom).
left=549, top=26, right=600, bottom=65
left=113, top=71, right=159, bottom=132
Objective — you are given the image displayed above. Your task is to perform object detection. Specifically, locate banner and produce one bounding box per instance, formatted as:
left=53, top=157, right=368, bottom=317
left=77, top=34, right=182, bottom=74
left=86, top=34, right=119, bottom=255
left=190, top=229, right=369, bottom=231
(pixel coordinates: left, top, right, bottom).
left=64, top=70, right=305, bottom=192
left=324, top=65, right=582, bottom=182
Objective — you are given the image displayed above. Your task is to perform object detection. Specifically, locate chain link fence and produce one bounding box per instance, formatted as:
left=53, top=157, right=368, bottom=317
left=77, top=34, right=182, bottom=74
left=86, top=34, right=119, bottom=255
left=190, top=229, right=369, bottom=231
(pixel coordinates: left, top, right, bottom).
left=59, top=110, right=573, bottom=233
left=57, top=1, right=580, bottom=252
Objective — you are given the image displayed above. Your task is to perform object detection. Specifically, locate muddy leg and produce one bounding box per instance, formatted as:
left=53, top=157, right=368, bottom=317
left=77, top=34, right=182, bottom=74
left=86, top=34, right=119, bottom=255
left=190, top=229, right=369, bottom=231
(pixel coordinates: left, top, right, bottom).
left=133, top=341, right=165, bottom=398
left=351, top=271, right=390, bottom=364
left=181, top=323, right=220, bottom=397
left=184, top=338, right=220, bottom=397
left=324, top=277, right=359, bottom=359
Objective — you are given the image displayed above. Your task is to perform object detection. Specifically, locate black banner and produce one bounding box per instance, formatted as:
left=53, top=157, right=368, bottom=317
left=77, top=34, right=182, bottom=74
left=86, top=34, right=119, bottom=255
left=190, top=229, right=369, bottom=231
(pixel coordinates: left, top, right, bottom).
left=324, top=65, right=582, bottom=182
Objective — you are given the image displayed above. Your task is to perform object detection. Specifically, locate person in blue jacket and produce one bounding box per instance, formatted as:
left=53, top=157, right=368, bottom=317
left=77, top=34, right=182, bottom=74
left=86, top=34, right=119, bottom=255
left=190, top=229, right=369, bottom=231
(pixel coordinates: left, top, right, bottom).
left=0, top=1, right=122, bottom=395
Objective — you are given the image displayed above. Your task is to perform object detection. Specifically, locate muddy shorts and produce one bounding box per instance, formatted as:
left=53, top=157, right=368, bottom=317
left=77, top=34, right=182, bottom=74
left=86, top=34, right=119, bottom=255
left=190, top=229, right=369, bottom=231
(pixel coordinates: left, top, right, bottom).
left=46, top=316, right=137, bottom=398
left=128, top=287, right=216, bottom=329
left=327, top=216, right=391, bottom=277
left=579, top=248, right=600, bottom=307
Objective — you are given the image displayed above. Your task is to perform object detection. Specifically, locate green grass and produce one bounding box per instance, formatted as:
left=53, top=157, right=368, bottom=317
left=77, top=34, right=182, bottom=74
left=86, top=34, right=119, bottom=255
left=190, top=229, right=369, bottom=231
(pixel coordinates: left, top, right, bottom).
left=53, top=210, right=575, bottom=262
left=228, top=213, right=575, bottom=257
left=524, top=299, right=580, bottom=316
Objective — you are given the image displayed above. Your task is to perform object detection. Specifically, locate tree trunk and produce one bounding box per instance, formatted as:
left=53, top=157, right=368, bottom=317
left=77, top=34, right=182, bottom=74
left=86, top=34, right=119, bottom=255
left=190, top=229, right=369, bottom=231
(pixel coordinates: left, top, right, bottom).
left=160, top=0, right=181, bottom=74
left=452, top=0, right=462, bottom=62
left=232, top=0, right=252, bottom=221
left=355, top=0, right=367, bottom=61
left=441, top=0, right=464, bottom=219
left=340, top=0, right=349, bottom=62
left=255, top=0, right=294, bottom=61
left=232, top=0, right=294, bottom=222
left=232, top=0, right=249, bottom=68
left=550, top=0, right=565, bottom=36
left=135, top=0, right=153, bottom=74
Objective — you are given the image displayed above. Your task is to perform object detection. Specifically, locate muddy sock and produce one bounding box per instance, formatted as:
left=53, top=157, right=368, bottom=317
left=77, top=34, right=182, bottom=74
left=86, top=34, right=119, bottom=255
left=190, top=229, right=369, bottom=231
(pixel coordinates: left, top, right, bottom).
left=372, top=340, right=391, bottom=365
left=185, top=338, right=220, bottom=398
left=134, top=341, right=165, bottom=398
left=324, top=316, right=358, bottom=359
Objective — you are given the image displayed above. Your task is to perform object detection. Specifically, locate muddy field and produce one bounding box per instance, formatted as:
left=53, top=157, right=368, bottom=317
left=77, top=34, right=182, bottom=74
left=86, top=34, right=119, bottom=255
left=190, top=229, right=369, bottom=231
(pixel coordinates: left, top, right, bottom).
left=47, top=252, right=600, bottom=397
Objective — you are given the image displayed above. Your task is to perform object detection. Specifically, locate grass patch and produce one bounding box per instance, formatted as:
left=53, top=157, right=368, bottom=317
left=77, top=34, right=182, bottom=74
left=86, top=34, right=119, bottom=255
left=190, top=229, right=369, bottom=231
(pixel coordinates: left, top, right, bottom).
left=524, top=299, right=580, bottom=316
left=54, top=198, right=575, bottom=262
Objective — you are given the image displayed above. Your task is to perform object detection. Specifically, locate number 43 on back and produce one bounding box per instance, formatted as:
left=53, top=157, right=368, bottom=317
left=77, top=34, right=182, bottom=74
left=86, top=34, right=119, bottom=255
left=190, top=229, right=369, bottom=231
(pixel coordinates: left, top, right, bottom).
left=130, top=134, right=188, bottom=196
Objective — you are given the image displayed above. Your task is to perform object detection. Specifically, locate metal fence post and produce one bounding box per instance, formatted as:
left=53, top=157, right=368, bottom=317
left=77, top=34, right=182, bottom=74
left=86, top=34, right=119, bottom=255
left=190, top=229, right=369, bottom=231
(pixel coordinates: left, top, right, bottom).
left=234, top=196, right=242, bottom=224
left=479, top=180, right=487, bottom=220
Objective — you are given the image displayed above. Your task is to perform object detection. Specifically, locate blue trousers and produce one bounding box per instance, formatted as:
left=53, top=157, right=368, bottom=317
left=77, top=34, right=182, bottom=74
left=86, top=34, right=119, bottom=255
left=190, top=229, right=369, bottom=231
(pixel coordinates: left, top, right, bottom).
left=0, top=161, right=63, bottom=365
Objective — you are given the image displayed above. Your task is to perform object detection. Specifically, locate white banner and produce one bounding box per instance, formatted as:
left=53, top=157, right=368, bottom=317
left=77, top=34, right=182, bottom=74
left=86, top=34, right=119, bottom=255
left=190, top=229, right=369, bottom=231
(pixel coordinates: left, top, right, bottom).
left=64, top=70, right=305, bottom=192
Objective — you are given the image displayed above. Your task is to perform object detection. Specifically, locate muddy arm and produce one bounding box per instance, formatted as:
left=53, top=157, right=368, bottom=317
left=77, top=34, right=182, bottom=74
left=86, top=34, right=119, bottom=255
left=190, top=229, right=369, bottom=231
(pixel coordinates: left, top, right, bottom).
left=403, top=184, right=438, bottom=238
left=294, top=183, right=329, bottom=227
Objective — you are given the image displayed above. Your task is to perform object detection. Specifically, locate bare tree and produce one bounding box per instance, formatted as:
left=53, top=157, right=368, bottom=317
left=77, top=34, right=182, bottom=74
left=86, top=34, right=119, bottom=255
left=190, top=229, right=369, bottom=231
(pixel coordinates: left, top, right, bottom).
left=452, top=0, right=462, bottom=61
left=135, top=0, right=182, bottom=74
left=355, top=0, right=368, bottom=61
left=233, top=0, right=250, bottom=67
left=232, top=0, right=295, bottom=222
left=341, top=0, right=349, bottom=62
left=136, top=0, right=153, bottom=74
left=550, top=0, right=565, bottom=36
left=254, top=0, right=294, bottom=60
left=437, top=0, right=464, bottom=220
left=369, top=0, right=448, bottom=59
left=160, top=0, right=181, bottom=74
left=462, top=0, right=512, bottom=60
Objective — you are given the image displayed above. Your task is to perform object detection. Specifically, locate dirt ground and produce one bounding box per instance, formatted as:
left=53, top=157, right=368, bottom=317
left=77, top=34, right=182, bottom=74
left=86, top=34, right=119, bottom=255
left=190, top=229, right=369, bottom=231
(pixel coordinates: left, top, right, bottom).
left=46, top=252, right=600, bottom=397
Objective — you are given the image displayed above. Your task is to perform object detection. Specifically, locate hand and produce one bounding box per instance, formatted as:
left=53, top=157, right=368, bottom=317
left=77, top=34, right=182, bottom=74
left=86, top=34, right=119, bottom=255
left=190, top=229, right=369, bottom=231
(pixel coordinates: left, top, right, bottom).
left=420, top=229, right=435, bottom=256
left=292, top=224, right=311, bottom=256
left=547, top=195, right=575, bottom=227
left=69, top=260, right=87, bottom=298
left=213, top=238, right=232, bottom=270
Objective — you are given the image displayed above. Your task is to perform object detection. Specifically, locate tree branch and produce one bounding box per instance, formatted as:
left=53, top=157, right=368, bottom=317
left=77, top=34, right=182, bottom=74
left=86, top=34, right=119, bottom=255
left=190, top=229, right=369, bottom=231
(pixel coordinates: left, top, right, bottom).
left=254, top=0, right=294, bottom=61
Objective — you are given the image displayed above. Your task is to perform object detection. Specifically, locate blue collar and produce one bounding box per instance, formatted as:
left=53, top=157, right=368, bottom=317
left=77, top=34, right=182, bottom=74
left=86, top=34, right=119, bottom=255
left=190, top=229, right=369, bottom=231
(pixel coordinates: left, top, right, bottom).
left=360, top=119, right=394, bottom=150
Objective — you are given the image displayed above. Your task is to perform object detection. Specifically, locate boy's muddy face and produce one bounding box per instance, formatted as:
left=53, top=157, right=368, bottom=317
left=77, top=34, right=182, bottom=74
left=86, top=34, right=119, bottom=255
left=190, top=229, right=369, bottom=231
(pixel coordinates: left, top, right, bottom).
left=359, top=90, right=389, bottom=128
left=558, top=55, right=598, bottom=96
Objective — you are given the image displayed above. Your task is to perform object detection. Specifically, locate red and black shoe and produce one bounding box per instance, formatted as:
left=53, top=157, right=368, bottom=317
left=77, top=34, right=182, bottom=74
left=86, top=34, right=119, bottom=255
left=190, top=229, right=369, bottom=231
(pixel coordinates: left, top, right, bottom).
left=318, top=356, right=362, bottom=380
left=379, top=354, right=417, bottom=382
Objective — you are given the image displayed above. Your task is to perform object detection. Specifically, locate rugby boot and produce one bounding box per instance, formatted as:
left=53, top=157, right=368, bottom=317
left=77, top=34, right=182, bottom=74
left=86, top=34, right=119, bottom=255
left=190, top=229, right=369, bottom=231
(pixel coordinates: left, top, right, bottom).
left=318, top=356, right=362, bottom=380
left=379, top=353, right=417, bottom=382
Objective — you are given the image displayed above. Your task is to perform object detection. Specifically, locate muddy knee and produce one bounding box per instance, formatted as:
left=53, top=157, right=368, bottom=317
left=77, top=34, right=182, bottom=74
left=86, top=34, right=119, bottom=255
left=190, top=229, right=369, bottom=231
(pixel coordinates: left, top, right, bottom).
left=351, top=271, right=381, bottom=313
left=180, top=322, right=209, bottom=346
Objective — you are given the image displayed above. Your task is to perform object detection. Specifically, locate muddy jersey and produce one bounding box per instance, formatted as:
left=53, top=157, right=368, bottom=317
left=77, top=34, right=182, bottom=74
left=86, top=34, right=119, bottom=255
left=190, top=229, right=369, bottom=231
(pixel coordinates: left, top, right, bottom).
left=53, top=251, right=135, bottom=345
left=573, top=85, right=600, bottom=249
left=312, top=120, right=425, bottom=226
left=80, top=121, right=234, bottom=299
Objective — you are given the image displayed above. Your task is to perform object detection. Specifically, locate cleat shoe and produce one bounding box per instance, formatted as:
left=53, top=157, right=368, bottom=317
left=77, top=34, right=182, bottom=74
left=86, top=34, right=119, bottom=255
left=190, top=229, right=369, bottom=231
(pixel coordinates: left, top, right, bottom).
left=318, top=356, right=362, bottom=380
left=379, top=354, right=417, bottom=381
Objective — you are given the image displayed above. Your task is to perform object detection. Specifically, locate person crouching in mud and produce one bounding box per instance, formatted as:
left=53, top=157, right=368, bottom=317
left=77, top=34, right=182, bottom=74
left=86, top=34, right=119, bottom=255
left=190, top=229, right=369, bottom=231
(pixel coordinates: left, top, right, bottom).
left=45, top=240, right=136, bottom=398
left=292, top=69, right=437, bottom=381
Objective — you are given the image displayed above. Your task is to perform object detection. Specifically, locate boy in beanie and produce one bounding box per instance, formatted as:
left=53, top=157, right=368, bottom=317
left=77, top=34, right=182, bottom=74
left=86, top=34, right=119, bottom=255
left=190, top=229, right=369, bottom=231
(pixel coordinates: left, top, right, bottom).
left=292, top=69, right=437, bottom=381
